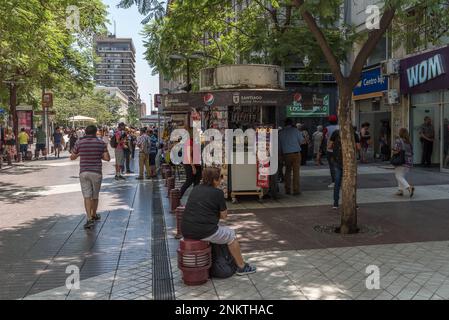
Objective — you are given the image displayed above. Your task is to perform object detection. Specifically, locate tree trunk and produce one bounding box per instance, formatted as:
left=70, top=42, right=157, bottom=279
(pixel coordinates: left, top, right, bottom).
left=9, top=84, right=19, bottom=160
left=337, top=85, right=358, bottom=234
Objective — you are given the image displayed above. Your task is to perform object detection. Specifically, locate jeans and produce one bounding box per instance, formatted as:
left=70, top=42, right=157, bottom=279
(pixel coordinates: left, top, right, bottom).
left=327, top=152, right=336, bottom=183
left=180, top=165, right=202, bottom=198
left=333, top=165, right=343, bottom=207
left=124, top=149, right=131, bottom=172
left=394, top=166, right=410, bottom=191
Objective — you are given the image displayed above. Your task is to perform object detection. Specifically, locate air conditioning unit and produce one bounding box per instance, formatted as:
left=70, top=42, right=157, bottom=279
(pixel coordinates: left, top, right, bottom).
left=383, top=89, right=399, bottom=105
left=381, top=59, right=400, bottom=76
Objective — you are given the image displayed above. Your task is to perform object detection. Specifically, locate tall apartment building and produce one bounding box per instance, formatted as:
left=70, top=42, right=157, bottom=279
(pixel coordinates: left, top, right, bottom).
left=95, top=35, right=138, bottom=106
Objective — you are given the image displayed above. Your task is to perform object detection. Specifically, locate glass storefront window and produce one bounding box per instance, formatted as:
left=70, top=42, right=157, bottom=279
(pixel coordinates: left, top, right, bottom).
left=443, top=90, right=449, bottom=170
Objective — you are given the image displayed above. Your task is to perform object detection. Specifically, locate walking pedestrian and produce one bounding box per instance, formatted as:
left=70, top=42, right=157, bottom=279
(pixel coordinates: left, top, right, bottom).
left=180, top=129, right=202, bottom=199
left=325, top=115, right=339, bottom=188
left=136, top=127, right=152, bottom=180
left=360, top=122, right=371, bottom=163
left=52, top=127, right=63, bottom=158
left=298, top=124, right=310, bottom=166
left=34, top=126, right=47, bottom=160
left=312, top=125, right=324, bottom=166
left=393, top=128, right=415, bottom=197
left=419, top=116, right=434, bottom=167
left=123, top=128, right=134, bottom=174
left=70, top=125, right=111, bottom=229
left=4, top=128, right=16, bottom=165
left=18, top=128, right=29, bottom=160
left=112, top=122, right=126, bottom=180
left=148, top=129, right=158, bottom=177
left=279, top=118, right=303, bottom=195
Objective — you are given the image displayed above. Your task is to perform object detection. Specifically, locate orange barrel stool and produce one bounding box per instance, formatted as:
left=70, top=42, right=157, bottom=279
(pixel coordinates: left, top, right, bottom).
left=170, top=189, right=181, bottom=213
left=175, top=206, right=185, bottom=239
left=177, top=239, right=211, bottom=286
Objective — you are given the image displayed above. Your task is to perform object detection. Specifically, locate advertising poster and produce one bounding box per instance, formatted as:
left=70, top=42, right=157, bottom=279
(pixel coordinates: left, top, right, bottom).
left=286, top=93, right=330, bottom=117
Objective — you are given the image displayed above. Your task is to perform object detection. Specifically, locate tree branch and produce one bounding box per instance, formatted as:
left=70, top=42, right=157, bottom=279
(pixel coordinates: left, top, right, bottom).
left=292, top=0, right=344, bottom=84
left=348, top=8, right=396, bottom=87
left=281, top=5, right=293, bottom=34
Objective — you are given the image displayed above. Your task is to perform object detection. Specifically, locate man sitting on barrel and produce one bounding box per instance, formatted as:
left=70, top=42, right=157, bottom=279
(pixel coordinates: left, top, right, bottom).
left=181, top=167, right=257, bottom=276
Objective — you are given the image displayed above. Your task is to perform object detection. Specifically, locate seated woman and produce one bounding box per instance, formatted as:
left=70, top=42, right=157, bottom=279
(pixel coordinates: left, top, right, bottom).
left=181, top=167, right=256, bottom=276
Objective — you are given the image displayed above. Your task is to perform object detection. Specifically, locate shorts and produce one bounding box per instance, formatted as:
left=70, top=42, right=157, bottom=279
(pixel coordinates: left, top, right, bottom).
left=201, top=226, right=236, bottom=245
left=79, top=171, right=103, bottom=199
left=36, top=144, right=46, bottom=152
left=114, top=148, right=125, bottom=166
left=20, top=144, right=28, bottom=153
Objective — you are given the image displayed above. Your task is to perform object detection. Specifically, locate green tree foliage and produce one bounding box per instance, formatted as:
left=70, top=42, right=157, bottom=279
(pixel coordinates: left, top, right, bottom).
left=0, top=0, right=108, bottom=109
left=53, top=88, right=122, bottom=127
left=126, top=103, right=141, bottom=128
left=140, top=0, right=356, bottom=84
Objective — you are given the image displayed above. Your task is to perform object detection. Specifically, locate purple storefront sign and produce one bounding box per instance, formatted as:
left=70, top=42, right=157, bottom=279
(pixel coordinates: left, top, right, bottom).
left=400, top=45, right=449, bottom=94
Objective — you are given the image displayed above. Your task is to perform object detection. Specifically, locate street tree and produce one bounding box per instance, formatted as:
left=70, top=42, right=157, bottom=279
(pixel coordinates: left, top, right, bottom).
left=0, top=0, right=107, bottom=153
left=291, top=0, right=449, bottom=233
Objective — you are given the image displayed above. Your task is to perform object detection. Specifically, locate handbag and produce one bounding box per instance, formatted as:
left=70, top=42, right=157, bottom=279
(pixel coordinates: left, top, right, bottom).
left=391, top=140, right=406, bottom=166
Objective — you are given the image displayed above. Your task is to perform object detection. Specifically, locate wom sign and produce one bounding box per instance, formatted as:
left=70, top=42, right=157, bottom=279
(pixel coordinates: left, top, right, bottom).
left=400, top=45, right=449, bottom=94
left=406, top=54, right=445, bottom=88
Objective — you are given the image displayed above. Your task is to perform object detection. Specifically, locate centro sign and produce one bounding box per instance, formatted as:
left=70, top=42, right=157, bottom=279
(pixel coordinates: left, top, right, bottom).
left=406, top=54, right=446, bottom=88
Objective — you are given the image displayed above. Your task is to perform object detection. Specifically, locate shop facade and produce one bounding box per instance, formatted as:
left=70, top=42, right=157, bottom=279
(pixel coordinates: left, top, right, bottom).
left=399, top=45, right=449, bottom=171
left=352, top=65, right=390, bottom=161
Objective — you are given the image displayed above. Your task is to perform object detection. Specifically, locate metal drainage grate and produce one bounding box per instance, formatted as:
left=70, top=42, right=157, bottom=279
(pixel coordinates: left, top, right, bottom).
left=151, top=181, right=175, bottom=300
left=313, top=224, right=382, bottom=236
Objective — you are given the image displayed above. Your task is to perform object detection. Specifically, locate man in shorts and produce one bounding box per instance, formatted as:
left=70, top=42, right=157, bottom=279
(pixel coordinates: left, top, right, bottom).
left=52, top=127, right=63, bottom=158
left=34, top=126, right=47, bottom=160
left=71, top=125, right=111, bottom=229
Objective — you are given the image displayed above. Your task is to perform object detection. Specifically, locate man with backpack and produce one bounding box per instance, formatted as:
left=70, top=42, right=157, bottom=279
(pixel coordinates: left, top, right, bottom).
left=136, top=127, right=152, bottom=180
left=110, top=122, right=126, bottom=180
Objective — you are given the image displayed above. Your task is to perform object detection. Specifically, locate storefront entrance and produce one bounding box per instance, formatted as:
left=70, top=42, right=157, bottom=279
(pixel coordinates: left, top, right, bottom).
left=410, top=91, right=449, bottom=168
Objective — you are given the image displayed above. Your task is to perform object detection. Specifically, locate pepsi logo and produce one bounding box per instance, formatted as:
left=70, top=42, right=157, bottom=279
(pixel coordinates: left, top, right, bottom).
left=204, top=93, right=215, bottom=106
left=294, top=93, right=302, bottom=102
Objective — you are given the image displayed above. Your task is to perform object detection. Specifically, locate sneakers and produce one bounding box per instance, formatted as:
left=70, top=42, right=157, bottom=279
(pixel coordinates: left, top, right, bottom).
left=328, top=182, right=335, bottom=188
left=115, top=175, right=126, bottom=180
left=92, top=214, right=101, bottom=221
left=136, top=176, right=144, bottom=180
left=236, top=263, right=257, bottom=276
left=332, top=204, right=338, bottom=210
left=83, top=220, right=95, bottom=229
left=395, top=190, right=404, bottom=196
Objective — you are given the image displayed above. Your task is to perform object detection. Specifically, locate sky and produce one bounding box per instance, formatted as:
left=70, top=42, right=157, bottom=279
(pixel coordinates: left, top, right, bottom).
left=103, top=0, right=159, bottom=114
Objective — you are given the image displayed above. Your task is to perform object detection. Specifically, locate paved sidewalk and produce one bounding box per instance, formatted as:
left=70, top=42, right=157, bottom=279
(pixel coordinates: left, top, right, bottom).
left=2, top=153, right=449, bottom=300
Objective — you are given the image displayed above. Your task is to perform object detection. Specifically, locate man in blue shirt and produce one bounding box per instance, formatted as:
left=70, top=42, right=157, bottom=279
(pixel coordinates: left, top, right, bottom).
left=279, top=118, right=304, bottom=195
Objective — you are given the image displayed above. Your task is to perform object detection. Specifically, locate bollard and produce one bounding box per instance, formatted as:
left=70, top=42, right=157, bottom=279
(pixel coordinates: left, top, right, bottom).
left=177, top=239, right=211, bottom=286
left=170, top=189, right=181, bottom=213
left=175, top=206, right=185, bottom=239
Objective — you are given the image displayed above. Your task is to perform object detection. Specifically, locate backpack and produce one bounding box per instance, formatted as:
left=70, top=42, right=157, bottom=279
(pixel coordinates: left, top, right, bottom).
left=209, top=243, right=237, bottom=278
left=110, top=134, right=118, bottom=148
left=149, top=137, right=158, bottom=155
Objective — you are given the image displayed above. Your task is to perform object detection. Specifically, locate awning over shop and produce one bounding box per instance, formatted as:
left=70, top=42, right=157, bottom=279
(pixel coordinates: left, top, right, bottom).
left=162, top=89, right=293, bottom=113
